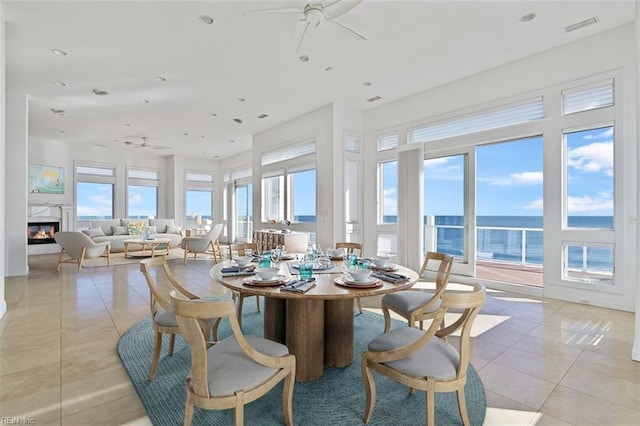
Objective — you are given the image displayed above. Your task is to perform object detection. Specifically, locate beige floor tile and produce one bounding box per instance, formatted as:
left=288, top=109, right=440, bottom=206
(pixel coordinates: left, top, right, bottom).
left=527, top=412, right=573, bottom=426
left=571, top=349, right=640, bottom=385
left=585, top=335, right=634, bottom=360
left=527, top=322, right=603, bottom=347
left=478, top=363, right=557, bottom=410
left=541, top=385, right=640, bottom=425
left=491, top=347, right=576, bottom=383
left=0, top=362, right=61, bottom=401
left=61, top=368, right=139, bottom=417
left=560, top=364, right=640, bottom=412
left=0, top=385, right=61, bottom=424
left=61, top=395, right=148, bottom=426
left=511, top=334, right=583, bottom=361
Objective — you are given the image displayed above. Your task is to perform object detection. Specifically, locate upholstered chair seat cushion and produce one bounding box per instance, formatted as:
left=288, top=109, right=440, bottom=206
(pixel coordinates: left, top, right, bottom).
left=383, top=290, right=439, bottom=313
left=368, top=327, right=459, bottom=380
left=207, top=335, right=289, bottom=397
left=154, top=309, right=178, bottom=327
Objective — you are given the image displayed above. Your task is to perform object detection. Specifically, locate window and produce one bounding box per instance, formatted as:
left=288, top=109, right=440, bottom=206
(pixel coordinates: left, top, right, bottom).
left=235, top=183, right=253, bottom=242
left=76, top=164, right=115, bottom=221
left=562, top=79, right=614, bottom=115
left=563, top=243, right=614, bottom=285
left=259, top=137, right=317, bottom=225
left=127, top=168, right=159, bottom=219
left=379, top=161, right=397, bottom=224
left=564, top=126, right=614, bottom=229
left=377, top=132, right=398, bottom=152
left=290, top=169, right=316, bottom=222
left=185, top=171, right=214, bottom=226
left=262, top=174, right=285, bottom=222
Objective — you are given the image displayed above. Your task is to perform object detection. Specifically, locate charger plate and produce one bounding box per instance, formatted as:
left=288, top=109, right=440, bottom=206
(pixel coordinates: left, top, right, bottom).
left=334, top=277, right=382, bottom=289
left=370, top=264, right=398, bottom=272
left=242, top=275, right=288, bottom=287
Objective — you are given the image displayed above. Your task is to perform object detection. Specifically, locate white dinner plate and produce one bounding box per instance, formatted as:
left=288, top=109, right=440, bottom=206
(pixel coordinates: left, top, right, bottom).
left=251, top=274, right=286, bottom=283
left=344, top=276, right=376, bottom=285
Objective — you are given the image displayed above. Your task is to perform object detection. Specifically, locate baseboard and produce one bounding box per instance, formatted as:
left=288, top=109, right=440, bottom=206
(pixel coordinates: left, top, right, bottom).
left=0, top=299, right=7, bottom=320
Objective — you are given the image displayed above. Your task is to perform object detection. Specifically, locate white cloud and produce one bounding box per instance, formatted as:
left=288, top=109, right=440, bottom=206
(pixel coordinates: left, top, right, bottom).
left=129, top=193, right=143, bottom=205
left=568, top=194, right=613, bottom=212
left=525, top=198, right=543, bottom=210
left=424, top=157, right=450, bottom=168
left=484, top=171, right=543, bottom=186
left=77, top=194, right=113, bottom=216
left=567, top=141, right=613, bottom=176
left=583, top=128, right=613, bottom=140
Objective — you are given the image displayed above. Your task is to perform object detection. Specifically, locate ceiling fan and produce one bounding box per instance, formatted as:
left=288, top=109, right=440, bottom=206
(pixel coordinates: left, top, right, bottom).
left=123, top=137, right=170, bottom=150
left=244, top=0, right=366, bottom=53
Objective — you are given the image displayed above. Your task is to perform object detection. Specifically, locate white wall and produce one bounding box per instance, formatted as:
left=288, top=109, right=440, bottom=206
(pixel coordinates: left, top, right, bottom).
left=0, top=2, right=7, bottom=318
left=363, top=24, right=637, bottom=310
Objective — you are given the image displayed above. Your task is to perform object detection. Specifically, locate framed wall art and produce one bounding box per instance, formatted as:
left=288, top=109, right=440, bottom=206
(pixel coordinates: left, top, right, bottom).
left=29, top=164, right=65, bottom=194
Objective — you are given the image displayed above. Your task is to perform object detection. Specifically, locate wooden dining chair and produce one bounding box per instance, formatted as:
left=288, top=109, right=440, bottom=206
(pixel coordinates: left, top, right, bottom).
left=170, top=291, right=296, bottom=426
left=362, top=283, right=486, bottom=426
left=228, top=242, right=262, bottom=329
left=381, top=252, right=454, bottom=332
left=336, top=242, right=364, bottom=314
left=139, top=257, right=219, bottom=381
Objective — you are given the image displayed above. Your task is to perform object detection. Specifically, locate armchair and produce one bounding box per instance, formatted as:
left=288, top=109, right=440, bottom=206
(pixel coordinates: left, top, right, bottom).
left=54, top=231, right=111, bottom=272
left=181, top=223, right=223, bottom=264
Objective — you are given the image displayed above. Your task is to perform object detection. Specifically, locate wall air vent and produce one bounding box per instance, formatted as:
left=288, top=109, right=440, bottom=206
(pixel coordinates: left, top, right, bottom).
left=565, top=17, right=598, bottom=32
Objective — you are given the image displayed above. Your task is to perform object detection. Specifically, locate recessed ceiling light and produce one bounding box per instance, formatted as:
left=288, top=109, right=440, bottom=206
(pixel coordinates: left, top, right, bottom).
left=228, top=140, right=235, bottom=143
left=213, top=155, right=220, bottom=159
left=299, top=55, right=309, bottom=62
left=233, top=118, right=243, bottom=124
left=201, top=135, right=205, bottom=138
left=154, top=76, right=167, bottom=82
left=183, top=132, right=189, bottom=136
left=125, top=123, right=131, bottom=127
left=59, top=130, right=65, bottom=133
left=237, top=97, right=246, bottom=102
left=366, top=96, right=382, bottom=103
left=257, top=114, right=268, bottom=119
left=325, top=66, right=334, bottom=72
left=199, top=15, right=214, bottom=25
left=140, top=98, right=150, bottom=103
left=363, top=82, right=372, bottom=87
left=565, top=17, right=598, bottom=32
left=52, top=48, right=67, bottom=56
left=210, top=113, right=218, bottom=117
left=96, top=144, right=108, bottom=148
left=520, top=13, right=536, bottom=22
left=50, top=108, right=65, bottom=116
left=54, top=81, right=67, bottom=87
left=93, top=89, right=109, bottom=96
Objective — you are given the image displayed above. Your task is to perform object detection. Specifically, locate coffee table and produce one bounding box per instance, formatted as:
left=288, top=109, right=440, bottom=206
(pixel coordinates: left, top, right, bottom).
left=123, top=238, right=171, bottom=258
left=211, top=260, right=418, bottom=381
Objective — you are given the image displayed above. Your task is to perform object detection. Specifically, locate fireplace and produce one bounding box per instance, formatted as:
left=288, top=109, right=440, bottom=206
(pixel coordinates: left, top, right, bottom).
left=27, top=221, right=59, bottom=245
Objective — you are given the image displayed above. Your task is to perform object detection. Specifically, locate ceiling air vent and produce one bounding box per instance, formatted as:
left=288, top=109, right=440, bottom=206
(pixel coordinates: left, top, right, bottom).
left=565, top=17, right=598, bottom=32
left=366, top=96, right=382, bottom=103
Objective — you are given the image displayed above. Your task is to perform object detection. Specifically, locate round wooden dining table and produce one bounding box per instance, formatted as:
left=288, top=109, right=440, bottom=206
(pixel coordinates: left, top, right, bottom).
left=210, top=260, right=418, bottom=381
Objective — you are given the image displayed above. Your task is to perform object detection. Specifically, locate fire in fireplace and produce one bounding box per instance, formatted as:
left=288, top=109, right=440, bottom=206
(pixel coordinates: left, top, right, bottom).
left=27, top=221, right=59, bottom=245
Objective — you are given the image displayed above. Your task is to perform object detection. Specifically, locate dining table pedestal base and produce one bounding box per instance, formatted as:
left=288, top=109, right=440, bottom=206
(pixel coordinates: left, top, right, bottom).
left=264, top=296, right=353, bottom=382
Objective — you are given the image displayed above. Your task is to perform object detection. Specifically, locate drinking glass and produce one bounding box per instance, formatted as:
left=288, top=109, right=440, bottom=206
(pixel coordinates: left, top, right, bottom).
left=347, top=253, right=357, bottom=268
left=259, top=251, right=272, bottom=268
left=299, top=262, right=313, bottom=279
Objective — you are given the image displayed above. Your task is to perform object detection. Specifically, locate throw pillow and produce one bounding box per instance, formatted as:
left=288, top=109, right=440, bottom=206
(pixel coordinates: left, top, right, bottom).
left=166, top=225, right=181, bottom=235
left=111, top=226, right=128, bottom=236
left=82, top=227, right=105, bottom=238
left=147, top=226, right=157, bottom=234
left=127, top=222, right=147, bottom=235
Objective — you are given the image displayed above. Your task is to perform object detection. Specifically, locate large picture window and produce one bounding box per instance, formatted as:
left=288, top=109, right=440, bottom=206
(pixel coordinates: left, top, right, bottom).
left=76, top=164, right=116, bottom=221
left=127, top=168, right=159, bottom=219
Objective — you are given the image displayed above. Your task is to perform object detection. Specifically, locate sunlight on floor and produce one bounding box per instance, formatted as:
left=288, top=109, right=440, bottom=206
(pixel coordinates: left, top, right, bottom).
left=484, top=407, right=541, bottom=425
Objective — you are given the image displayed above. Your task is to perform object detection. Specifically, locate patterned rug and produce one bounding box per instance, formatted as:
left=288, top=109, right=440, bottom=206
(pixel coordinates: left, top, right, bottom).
left=118, top=299, right=486, bottom=425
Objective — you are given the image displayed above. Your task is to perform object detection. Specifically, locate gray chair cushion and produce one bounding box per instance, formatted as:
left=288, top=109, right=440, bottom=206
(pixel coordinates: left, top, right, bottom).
left=383, top=290, right=439, bottom=313
left=368, top=327, right=459, bottom=380
left=154, top=309, right=177, bottom=327
left=207, top=335, right=289, bottom=397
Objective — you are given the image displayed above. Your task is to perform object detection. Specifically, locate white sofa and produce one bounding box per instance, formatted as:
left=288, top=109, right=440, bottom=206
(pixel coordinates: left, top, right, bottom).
left=86, top=218, right=183, bottom=252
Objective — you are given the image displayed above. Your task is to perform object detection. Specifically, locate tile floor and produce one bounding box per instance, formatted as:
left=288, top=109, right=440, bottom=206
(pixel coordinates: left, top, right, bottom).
left=1, top=254, right=639, bottom=425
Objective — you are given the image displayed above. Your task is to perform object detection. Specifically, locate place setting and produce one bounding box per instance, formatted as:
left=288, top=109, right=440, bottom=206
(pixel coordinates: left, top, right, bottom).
left=335, top=267, right=382, bottom=289
left=241, top=267, right=288, bottom=286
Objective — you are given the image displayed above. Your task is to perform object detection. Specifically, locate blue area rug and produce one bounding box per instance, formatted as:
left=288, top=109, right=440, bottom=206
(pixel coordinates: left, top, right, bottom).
left=117, top=300, right=486, bottom=425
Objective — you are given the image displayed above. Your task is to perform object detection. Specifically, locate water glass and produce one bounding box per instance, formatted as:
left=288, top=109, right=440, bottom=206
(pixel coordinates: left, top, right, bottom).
left=299, top=262, right=313, bottom=279
left=259, top=251, right=272, bottom=268
left=347, top=253, right=357, bottom=268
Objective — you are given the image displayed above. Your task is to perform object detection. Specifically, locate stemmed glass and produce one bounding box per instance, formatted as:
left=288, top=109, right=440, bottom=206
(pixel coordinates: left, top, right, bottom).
left=272, top=244, right=285, bottom=263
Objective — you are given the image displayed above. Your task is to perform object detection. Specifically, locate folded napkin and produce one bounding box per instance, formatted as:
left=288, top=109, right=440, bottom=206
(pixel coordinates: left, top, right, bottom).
left=221, top=266, right=255, bottom=277
left=371, top=272, right=409, bottom=283
left=280, top=278, right=316, bottom=293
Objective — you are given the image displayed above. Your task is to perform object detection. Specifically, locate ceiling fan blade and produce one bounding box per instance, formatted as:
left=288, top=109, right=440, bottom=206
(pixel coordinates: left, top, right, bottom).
left=244, top=7, right=301, bottom=17
left=322, top=0, right=363, bottom=19
left=318, top=18, right=366, bottom=41
left=294, top=20, right=311, bottom=52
